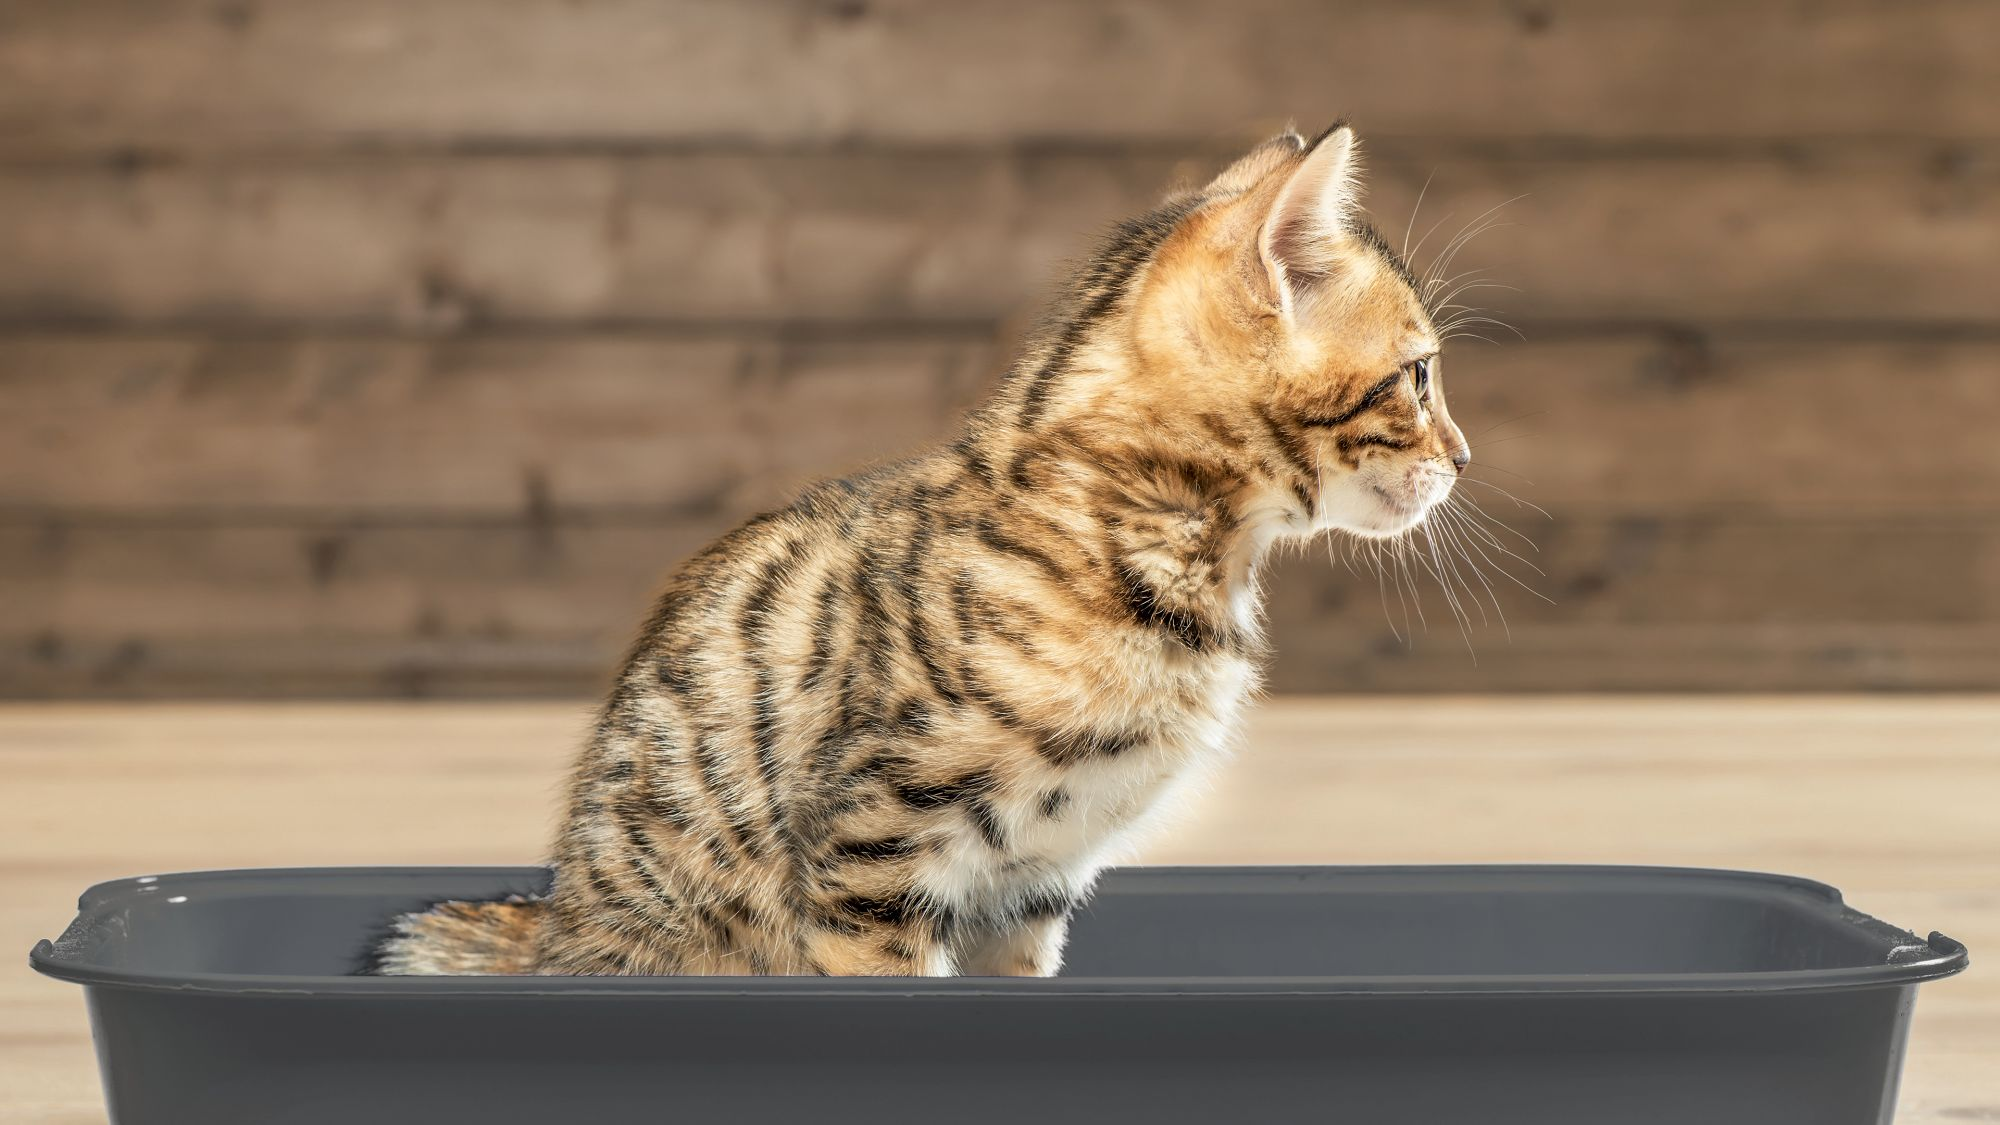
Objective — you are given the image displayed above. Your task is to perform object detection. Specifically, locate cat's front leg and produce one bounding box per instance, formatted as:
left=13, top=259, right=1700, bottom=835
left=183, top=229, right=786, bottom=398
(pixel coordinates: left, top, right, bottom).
left=955, top=914, right=1072, bottom=978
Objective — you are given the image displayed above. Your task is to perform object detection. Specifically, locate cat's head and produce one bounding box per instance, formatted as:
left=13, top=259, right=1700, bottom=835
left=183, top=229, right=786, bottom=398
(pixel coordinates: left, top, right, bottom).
left=1130, top=124, right=1469, bottom=541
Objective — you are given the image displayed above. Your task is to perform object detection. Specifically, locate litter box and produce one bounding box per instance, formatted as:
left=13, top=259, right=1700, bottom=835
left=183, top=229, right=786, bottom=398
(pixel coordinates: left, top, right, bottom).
left=31, top=864, right=1968, bottom=1124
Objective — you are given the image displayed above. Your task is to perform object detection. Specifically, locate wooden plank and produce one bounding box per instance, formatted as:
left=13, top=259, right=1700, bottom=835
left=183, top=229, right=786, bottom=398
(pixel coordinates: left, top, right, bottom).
left=22, top=622, right=2000, bottom=698
left=1260, top=622, right=2000, bottom=694
left=0, top=332, right=1001, bottom=515
left=0, top=634, right=612, bottom=700
left=2, top=1, right=1997, bottom=153
left=2, top=516, right=1990, bottom=637
left=6, top=331, right=2000, bottom=519
left=11, top=621, right=2000, bottom=699
left=3, top=698, right=1995, bottom=1120
left=1, top=148, right=1995, bottom=326
left=1445, top=334, right=2000, bottom=520
left=2, top=515, right=1996, bottom=696
left=1267, top=516, right=1992, bottom=629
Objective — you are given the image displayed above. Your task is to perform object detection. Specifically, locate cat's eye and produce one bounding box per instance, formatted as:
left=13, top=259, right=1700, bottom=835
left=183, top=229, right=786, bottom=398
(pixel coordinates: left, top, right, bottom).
left=1410, top=357, right=1432, bottom=400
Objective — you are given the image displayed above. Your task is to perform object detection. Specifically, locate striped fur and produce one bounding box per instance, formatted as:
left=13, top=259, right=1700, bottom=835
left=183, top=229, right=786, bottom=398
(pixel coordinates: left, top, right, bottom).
left=372, top=124, right=1470, bottom=977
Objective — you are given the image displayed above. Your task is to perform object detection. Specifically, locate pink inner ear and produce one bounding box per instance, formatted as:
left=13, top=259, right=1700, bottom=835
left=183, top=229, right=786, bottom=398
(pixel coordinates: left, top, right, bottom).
left=1258, top=129, right=1360, bottom=311
left=1264, top=210, right=1334, bottom=290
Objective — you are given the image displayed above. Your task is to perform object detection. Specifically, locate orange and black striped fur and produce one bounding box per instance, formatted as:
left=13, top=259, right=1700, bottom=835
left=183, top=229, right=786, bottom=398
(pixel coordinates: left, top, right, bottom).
left=372, top=124, right=1470, bottom=976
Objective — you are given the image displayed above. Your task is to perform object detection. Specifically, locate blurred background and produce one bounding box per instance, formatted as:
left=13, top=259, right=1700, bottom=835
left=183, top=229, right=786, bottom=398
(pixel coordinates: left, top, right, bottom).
left=3, top=1, right=1998, bottom=699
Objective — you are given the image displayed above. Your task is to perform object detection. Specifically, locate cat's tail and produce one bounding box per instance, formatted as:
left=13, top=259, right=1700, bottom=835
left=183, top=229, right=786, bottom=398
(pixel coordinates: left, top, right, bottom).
left=365, top=895, right=546, bottom=975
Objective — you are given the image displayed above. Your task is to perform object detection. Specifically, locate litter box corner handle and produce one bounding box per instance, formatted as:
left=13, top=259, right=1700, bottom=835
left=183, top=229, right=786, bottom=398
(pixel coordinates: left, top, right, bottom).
left=1924, top=931, right=1969, bottom=967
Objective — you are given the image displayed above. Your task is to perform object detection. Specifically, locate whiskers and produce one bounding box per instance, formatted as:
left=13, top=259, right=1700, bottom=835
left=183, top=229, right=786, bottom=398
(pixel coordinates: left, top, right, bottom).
left=1331, top=462, right=1553, bottom=660
left=1402, top=186, right=1528, bottom=345
left=1325, top=182, right=1539, bottom=657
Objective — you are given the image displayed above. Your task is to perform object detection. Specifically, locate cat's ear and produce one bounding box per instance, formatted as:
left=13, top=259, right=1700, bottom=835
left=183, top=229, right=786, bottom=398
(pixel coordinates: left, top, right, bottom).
left=1205, top=129, right=1307, bottom=195
left=1256, top=124, right=1363, bottom=318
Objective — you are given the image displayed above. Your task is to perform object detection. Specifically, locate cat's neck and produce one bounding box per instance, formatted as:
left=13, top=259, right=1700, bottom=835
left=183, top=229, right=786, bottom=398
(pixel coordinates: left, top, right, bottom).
left=948, top=393, right=1290, bottom=658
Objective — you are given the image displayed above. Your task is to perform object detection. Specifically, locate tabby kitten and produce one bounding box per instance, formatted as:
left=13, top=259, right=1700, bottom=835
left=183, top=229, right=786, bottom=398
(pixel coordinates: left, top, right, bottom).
left=373, top=123, right=1469, bottom=977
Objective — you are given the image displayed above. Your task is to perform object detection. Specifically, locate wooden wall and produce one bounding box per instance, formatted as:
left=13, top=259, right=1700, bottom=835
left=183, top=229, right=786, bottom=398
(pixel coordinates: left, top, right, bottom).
left=3, top=1, right=1997, bottom=697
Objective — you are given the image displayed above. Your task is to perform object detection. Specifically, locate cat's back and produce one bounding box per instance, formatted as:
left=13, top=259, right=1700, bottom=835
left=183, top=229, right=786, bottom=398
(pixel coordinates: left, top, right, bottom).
left=618, top=451, right=954, bottom=678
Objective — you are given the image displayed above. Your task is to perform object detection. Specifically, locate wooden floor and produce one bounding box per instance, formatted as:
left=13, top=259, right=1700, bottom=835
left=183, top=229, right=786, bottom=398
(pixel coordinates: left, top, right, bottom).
left=2, top=697, right=1993, bottom=1122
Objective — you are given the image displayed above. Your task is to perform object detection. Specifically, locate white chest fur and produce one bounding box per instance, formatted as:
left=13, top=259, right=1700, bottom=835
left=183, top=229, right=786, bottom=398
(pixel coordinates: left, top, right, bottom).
left=917, top=650, right=1259, bottom=915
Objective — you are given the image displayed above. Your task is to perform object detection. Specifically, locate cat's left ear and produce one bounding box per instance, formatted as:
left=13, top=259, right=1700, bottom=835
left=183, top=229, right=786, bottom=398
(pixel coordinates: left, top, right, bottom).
left=1205, top=128, right=1306, bottom=195
left=1256, top=124, right=1363, bottom=319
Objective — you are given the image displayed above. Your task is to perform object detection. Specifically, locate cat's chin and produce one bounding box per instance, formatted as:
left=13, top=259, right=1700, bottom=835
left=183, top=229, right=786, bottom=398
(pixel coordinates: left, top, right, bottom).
left=1330, top=508, right=1432, bottom=540
left=1314, top=483, right=1441, bottom=540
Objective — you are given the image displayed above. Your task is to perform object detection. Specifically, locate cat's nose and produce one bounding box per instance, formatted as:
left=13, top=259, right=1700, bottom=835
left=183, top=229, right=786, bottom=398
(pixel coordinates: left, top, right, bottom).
left=1450, top=447, right=1471, bottom=473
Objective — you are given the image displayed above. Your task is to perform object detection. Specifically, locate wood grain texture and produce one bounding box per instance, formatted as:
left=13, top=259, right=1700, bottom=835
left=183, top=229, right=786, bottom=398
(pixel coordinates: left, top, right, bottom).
left=12, top=625, right=2000, bottom=699
left=2, top=517, right=1986, bottom=635
left=4, top=513, right=1997, bottom=696
left=3, top=0, right=1998, bottom=153
left=4, top=148, right=1995, bottom=326
left=8, top=330, right=2000, bottom=517
left=4, top=0, right=1999, bottom=697
left=1260, top=622, right=2000, bottom=694
left=0, top=331, right=1001, bottom=515
left=1, top=698, right=1993, bottom=1123
left=7, top=323, right=2000, bottom=695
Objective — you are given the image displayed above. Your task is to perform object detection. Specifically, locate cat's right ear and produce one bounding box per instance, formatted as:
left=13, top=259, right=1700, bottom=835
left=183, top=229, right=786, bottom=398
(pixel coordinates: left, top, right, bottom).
left=1254, top=124, right=1363, bottom=321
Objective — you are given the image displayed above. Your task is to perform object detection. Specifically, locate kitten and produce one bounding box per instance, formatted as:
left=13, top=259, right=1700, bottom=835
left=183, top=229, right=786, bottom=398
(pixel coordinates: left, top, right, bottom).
left=372, top=123, right=1470, bottom=977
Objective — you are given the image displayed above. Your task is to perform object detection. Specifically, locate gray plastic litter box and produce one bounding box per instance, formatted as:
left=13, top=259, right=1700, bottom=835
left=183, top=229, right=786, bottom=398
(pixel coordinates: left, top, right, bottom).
left=31, top=864, right=1968, bottom=1124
